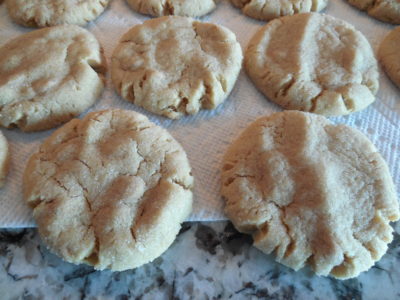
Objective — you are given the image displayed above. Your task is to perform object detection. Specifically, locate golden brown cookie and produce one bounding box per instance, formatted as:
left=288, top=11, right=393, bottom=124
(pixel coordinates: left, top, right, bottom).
left=111, top=16, right=242, bottom=119
left=6, top=0, right=110, bottom=27
left=24, top=109, right=193, bottom=271
left=126, top=0, right=217, bottom=17
left=347, top=0, right=400, bottom=24
left=378, top=26, right=400, bottom=89
left=231, top=0, right=328, bottom=21
left=221, top=111, right=399, bottom=279
left=245, top=13, right=379, bottom=116
left=0, top=25, right=106, bottom=132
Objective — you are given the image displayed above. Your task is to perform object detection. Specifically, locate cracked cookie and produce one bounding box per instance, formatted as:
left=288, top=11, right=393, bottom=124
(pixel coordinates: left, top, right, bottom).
left=111, top=16, right=243, bottom=119
left=0, top=131, right=9, bottom=188
left=347, top=0, right=400, bottom=24
left=126, top=0, right=217, bottom=17
left=23, top=109, right=194, bottom=271
left=5, top=0, right=110, bottom=27
left=0, top=25, right=106, bottom=132
left=231, top=0, right=327, bottom=21
left=231, top=0, right=328, bottom=21
left=378, top=27, right=400, bottom=89
left=245, top=13, right=379, bottom=116
left=221, top=111, right=400, bottom=279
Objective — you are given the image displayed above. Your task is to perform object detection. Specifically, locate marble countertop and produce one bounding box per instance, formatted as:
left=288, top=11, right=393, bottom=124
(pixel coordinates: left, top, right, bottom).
left=1, top=221, right=399, bottom=300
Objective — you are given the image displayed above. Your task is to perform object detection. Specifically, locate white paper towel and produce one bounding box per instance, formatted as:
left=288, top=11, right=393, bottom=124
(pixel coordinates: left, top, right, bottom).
left=0, top=0, right=399, bottom=227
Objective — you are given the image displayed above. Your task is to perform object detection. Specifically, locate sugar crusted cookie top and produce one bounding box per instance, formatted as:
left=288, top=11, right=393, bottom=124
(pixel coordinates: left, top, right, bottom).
left=126, top=0, right=217, bottom=17
left=23, top=109, right=193, bottom=271
left=347, top=0, right=400, bottom=24
left=6, top=0, right=110, bottom=27
left=111, top=16, right=243, bottom=119
left=0, top=25, right=106, bottom=132
left=245, top=13, right=379, bottom=116
left=379, top=27, right=400, bottom=89
left=231, top=0, right=328, bottom=21
left=221, top=111, right=399, bottom=279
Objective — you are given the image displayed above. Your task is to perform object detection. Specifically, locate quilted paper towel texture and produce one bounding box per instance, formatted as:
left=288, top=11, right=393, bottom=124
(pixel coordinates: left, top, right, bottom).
left=0, top=0, right=399, bottom=227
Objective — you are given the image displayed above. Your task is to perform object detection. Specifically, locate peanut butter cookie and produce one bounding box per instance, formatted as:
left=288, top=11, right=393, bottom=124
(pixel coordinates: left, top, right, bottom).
left=24, top=109, right=193, bottom=271
left=0, top=25, right=106, bottom=131
left=245, top=13, right=379, bottom=116
left=231, top=0, right=327, bottom=21
left=111, top=16, right=242, bottom=119
left=126, top=0, right=216, bottom=18
left=6, top=0, right=110, bottom=27
left=378, top=26, right=400, bottom=89
left=221, top=111, right=399, bottom=279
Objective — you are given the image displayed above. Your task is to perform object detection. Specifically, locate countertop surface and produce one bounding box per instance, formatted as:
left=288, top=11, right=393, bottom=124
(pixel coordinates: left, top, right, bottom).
left=1, top=221, right=399, bottom=300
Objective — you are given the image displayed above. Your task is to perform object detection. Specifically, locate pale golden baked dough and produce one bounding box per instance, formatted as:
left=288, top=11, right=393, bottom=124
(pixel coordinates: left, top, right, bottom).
left=378, top=27, right=400, bottom=89
left=221, top=111, right=400, bottom=279
left=6, top=0, right=110, bottom=27
left=0, top=25, right=106, bottom=132
left=231, top=0, right=328, bottom=21
left=126, top=0, right=217, bottom=17
left=245, top=13, right=379, bottom=116
left=347, top=0, right=400, bottom=24
left=23, top=109, right=193, bottom=271
left=0, top=131, right=10, bottom=188
left=111, top=16, right=243, bottom=119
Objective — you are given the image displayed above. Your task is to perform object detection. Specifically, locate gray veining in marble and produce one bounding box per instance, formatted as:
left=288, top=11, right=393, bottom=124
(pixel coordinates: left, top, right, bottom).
left=0, top=221, right=399, bottom=299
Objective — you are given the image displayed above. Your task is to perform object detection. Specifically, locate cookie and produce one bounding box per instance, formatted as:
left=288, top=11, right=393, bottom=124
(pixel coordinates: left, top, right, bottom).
left=23, top=109, right=193, bottom=271
left=245, top=13, right=379, bottom=116
left=0, top=25, right=106, bottom=132
left=111, top=16, right=243, bottom=119
left=347, top=0, right=400, bottom=24
left=221, top=111, right=399, bottom=279
left=378, top=27, right=400, bottom=89
left=126, top=0, right=217, bottom=17
left=231, top=0, right=328, bottom=21
left=6, top=0, right=110, bottom=27
left=0, top=131, right=10, bottom=188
